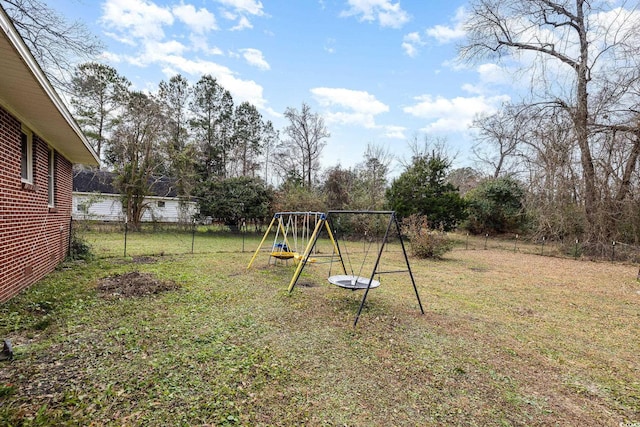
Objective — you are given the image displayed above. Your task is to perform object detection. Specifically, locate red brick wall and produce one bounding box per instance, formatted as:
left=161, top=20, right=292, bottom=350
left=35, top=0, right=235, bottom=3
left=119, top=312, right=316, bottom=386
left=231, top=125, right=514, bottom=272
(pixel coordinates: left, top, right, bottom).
left=0, top=105, right=74, bottom=302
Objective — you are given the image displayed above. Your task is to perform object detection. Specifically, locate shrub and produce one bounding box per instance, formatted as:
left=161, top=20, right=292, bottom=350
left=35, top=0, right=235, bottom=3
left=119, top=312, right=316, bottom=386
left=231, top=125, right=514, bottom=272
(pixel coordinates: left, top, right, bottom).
left=402, top=214, right=453, bottom=259
left=464, top=176, right=527, bottom=234
left=67, top=232, right=93, bottom=261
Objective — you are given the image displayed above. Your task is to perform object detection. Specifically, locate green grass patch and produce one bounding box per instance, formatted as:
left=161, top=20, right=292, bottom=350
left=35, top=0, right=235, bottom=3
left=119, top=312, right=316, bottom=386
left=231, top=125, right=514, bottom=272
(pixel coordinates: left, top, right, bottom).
left=0, top=234, right=639, bottom=425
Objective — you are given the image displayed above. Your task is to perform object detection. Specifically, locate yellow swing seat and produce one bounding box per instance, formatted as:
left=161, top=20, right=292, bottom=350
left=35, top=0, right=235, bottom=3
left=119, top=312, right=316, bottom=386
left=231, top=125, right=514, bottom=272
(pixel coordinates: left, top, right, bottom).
left=294, top=253, right=316, bottom=263
left=271, top=251, right=295, bottom=260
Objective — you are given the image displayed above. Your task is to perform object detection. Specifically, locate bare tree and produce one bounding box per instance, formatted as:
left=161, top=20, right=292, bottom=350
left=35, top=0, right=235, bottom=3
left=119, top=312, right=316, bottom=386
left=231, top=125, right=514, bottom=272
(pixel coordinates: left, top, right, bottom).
left=471, top=104, right=528, bottom=178
left=401, top=133, right=455, bottom=168
left=356, top=143, right=394, bottom=210
left=1, top=0, right=102, bottom=89
left=282, top=102, right=330, bottom=188
left=447, top=167, right=484, bottom=196
left=461, top=0, right=640, bottom=246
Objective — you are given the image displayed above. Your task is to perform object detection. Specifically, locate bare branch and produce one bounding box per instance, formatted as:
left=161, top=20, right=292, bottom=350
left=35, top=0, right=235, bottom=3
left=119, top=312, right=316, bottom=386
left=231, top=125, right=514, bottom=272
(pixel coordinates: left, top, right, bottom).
left=1, top=0, right=103, bottom=90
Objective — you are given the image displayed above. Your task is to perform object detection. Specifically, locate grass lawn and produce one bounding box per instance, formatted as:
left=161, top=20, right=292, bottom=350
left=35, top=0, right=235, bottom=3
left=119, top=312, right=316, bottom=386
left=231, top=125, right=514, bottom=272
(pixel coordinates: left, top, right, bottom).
left=1, top=232, right=639, bottom=426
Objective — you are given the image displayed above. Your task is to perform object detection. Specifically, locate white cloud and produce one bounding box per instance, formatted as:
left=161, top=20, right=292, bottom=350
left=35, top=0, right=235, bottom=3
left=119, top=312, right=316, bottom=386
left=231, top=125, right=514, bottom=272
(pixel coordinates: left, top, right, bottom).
left=217, top=0, right=264, bottom=30
left=310, top=88, right=409, bottom=140
left=324, top=38, right=337, bottom=54
left=402, top=31, right=424, bottom=57
left=98, top=0, right=271, bottom=115
left=160, top=55, right=267, bottom=108
left=341, top=0, right=410, bottom=29
left=101, top=0, right=174, bottom=41
left=99, top=51, right=123, bottom=63
left=141, top=40, right=188, bottom=61
left=216, top=0, right=264, bottom=16
left=240, top=48, right=270, bottom=70
left=311, top=87, right=389, bottom=129
left=425, top=6, right=466, bottom=43
left=173, top=3, right=217, bottom=34
left=103, top=31, right=137, bottom=47
left=312, top=88, right=389, bottom=115
left=460, top=63, right=512, bottom=95
left=231, top=15, right=253, bottom=31
left=382, top=125, right=406, bottom=139
left=190, top=34, right=224, bottom=55
left=404, top=94, right=510, bottom=133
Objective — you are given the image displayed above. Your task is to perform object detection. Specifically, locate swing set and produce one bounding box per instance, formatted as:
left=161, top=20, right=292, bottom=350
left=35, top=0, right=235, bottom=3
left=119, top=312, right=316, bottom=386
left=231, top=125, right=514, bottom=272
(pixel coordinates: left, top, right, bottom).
left=247, top=211, right=327, bottom=267
left=248, top=210, right=424, bottom=326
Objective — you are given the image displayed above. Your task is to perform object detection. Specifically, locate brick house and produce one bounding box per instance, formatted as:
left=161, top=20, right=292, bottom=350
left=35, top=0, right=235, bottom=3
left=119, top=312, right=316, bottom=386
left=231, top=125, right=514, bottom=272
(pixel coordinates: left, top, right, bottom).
left=0, top=6, right=99, bottom=302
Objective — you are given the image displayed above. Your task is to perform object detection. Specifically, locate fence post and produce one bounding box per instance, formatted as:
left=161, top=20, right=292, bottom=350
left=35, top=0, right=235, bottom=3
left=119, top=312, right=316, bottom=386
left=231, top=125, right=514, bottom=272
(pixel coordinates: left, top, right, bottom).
left=574, top=239, right=579, bottom=260
left=541, top=236, right=545, bottom=256
left=191, top=219, right=196, bottom=254
left=514, top=234, right=518, bottom=252
left=466, top=233, right=469, bottom=250
left=124, top=217, right=128, bottom=258
left=612, top=241, right=616, bottom=262
left=242, top=220, right=246, bottom=253
left=484, top=233, right=488, bottom=250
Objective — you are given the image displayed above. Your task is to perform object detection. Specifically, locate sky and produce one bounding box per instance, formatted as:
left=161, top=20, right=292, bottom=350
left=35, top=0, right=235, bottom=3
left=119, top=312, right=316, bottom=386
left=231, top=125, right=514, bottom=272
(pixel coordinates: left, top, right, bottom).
left=52, top=0, right=516, bottom=175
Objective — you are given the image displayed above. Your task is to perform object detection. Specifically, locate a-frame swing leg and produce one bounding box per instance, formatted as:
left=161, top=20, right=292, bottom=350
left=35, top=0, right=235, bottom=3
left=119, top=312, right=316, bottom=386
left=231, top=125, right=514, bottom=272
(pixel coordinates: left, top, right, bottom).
left=287, top=216, right=344, bottom=293
left=353, top=212, right=424, bottom=326
left=326, top=215, right=347, bottom=276
left=393, top=213, right=425, bottom=315
left=353, top=213, right=393, bottom=326
left=247, top=215, right=277, bottom=269
left=287, top=218, right=325, bottom=293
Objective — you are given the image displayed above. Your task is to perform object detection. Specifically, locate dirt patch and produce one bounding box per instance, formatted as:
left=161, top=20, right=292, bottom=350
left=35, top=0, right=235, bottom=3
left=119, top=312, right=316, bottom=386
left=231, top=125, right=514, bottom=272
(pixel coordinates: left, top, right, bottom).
left=97, top=271, right=179, bottom=299
left=297, top=281, right=318, bottom=288
left=132, top=256, right=158, bottom=264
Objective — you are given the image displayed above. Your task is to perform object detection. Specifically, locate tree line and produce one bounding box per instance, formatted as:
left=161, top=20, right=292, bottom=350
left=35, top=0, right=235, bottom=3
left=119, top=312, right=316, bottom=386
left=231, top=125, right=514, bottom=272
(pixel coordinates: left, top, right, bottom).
left=462, top=0, right=640, bottom=252
left=6, top=0, right=640, bottom=256
left=69, top=63, right=331, bottom=229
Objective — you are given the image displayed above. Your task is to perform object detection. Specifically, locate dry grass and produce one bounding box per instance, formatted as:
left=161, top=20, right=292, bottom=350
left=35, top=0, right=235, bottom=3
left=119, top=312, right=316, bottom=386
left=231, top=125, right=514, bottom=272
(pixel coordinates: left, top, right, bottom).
left=0, top=236, right=639, bottom=426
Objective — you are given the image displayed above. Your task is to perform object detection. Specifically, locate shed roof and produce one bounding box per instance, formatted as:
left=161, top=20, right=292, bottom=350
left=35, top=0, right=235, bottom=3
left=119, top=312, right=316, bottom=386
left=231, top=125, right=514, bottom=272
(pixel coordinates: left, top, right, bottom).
left=0, top=5, right=99, bottom=166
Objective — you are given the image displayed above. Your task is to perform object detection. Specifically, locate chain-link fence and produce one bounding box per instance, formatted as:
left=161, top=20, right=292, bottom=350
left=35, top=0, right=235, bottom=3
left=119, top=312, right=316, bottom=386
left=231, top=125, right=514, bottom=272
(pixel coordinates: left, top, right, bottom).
left=454, top=232, right=640, bottom=263
left=71, top=219, right=266, bottom=259
left=70, top=219, right=640, bottom=264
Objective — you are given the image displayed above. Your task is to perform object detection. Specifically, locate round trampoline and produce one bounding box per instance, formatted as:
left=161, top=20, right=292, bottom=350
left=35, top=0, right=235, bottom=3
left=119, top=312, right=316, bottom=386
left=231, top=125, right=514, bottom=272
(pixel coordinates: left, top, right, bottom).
left=328, top=275, right=380, bottom=290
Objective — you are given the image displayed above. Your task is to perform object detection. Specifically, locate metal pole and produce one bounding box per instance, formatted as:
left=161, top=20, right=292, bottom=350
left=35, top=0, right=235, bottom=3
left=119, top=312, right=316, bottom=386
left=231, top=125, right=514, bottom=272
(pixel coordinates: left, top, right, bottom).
left=394, top=212, right=424, bottom=315
left=191, top=219, right=196, bottom=254
left=287, top=216, right=326, bottom=293
left=612, top=241, right=616, bottom=262
left=124, top=217, right=128, bottom=258
left=247, top=215, right=277, bottom=269
left=327, top=215, right=347, bottom=275
left=354, top=213, right=395, bottom=327
left=242, top=220, right=246, bottom=253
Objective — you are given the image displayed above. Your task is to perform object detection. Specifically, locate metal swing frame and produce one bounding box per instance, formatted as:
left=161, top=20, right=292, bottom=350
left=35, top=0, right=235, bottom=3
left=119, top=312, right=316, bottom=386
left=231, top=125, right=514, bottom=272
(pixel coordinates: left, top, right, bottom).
left=246, top=211, right=327, bottom=268
left=287, top=210, right=425, bottom=326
